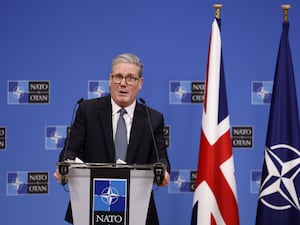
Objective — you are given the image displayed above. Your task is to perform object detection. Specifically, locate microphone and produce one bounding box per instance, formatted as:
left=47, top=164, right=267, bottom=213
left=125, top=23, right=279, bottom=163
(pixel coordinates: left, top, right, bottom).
left=59, top=97, right=84, bottom=185
left=139, top=97, right=165, bottom=185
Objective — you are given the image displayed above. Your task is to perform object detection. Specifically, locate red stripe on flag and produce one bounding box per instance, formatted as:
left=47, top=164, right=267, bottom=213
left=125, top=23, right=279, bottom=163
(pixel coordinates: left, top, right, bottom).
left=196, top=130, right=239, bottom=224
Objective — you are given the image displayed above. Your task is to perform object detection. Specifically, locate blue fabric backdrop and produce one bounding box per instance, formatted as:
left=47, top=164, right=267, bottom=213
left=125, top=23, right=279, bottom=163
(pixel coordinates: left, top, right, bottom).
left=1, top=1, right=300, bottom=225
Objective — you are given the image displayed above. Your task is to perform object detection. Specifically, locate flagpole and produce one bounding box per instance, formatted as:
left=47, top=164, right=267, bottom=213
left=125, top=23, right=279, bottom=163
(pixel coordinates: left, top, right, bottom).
left=281, top=4, right=291, bottom=22
left=255, top=4, right=300, bottom=225
left=213, top=4, right=223, bottom=19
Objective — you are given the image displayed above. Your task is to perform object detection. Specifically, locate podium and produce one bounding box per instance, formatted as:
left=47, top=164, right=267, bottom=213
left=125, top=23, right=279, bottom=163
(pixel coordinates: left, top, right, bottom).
left=63, top=163, right=154, bottom=225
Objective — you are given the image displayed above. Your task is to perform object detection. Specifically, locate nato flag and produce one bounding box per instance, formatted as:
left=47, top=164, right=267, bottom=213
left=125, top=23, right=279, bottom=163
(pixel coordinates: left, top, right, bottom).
left=255, top=21, right=300, bottom=225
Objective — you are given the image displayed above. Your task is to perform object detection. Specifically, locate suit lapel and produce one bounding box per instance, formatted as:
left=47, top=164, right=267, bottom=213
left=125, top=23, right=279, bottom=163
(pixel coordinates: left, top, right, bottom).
left=97, top=96, right=115, bottom=161
left=127, top=103, right=146, bottom=163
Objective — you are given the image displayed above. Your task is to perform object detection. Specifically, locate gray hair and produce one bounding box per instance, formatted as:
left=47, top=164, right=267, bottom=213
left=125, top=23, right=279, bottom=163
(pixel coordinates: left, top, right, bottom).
left=111, top=53, right=144, bottom=77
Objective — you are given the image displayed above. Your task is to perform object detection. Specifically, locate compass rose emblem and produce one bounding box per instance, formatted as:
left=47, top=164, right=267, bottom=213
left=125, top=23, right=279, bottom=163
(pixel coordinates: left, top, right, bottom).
left=259, top=144, right=300, bottom=211
left=100, top=186, right=120, bottom=206
left=13, top=86, right=25, bottom=99
left=175, top=86, right=187, bottom=99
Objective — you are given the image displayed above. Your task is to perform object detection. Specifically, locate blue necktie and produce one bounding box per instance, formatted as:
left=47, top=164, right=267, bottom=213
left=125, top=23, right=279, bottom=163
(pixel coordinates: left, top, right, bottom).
left=115, top=108, right=128, bottom=161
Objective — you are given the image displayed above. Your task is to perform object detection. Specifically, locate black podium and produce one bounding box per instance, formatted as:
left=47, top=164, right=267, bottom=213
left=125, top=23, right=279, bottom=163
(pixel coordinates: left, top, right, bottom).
left=65, top=163, right=154, bottom=225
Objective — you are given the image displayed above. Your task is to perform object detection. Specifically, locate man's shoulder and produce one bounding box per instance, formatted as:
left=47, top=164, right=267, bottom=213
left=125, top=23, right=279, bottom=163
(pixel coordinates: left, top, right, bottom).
left=81, top=96, right=111, bottom=109
left=136, top=102, right=163, bottom=117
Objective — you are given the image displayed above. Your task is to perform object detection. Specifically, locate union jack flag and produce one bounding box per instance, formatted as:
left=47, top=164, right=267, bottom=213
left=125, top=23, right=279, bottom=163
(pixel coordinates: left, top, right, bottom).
left=191, top=18, right=240, bottom=225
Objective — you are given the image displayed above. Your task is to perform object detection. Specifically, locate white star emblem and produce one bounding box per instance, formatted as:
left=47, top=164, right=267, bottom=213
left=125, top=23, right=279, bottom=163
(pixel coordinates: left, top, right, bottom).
left=256, top=86, right=270, bottom=100
left=13, top=86, right=25, bottom=99
left=175, top=86, right=187, bottom=99
left=259, top=144, right=300, bottom=210
left=100, top=186, right=120, bottom=206
left=50, top=131, right=63, bottom=145
left=173, top=175, right=186, bottom=188
left=93, top=86, right=106, bottom=97
left=11, top=176, right=24, bottom=190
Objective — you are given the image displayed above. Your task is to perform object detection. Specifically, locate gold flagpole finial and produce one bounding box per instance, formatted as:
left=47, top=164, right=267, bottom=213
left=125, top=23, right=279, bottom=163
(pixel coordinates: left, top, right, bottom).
left=213, top=4, right=223, bottom=19
left=281, top=5, right=291, bottom=22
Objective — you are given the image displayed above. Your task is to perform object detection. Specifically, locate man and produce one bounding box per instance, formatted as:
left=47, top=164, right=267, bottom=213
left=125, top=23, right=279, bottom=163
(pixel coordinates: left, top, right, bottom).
left=54, top=53, right=170, bottom=225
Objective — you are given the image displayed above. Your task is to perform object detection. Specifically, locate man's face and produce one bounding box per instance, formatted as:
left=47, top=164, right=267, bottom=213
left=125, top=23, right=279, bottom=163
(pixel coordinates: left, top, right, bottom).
left=109, top=62, right=143, bottom=108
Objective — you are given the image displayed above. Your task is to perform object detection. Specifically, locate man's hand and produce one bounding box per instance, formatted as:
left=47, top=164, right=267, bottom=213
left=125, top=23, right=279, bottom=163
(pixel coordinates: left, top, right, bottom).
left=160, top=171, right=170, bottom=187
left=53, top=170, right=68, bottom=184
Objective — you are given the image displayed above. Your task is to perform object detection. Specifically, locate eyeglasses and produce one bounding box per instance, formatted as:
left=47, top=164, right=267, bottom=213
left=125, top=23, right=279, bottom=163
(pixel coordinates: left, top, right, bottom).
left=111, top=74, right=139, bottom=85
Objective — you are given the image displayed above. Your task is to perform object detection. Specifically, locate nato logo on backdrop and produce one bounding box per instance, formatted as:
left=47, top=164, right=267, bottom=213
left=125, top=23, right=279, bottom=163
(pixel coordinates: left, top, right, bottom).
left=169, top=81, right=205, bottom=104
left=169, top=170, right=195, bottom=193
left=7, top=80, right=50, bottom=104
left=231, top=126, right=254, bottom=148
left=0, top=127, right=6, bottom=150
left=88, top=80, right=109, bottom=99
left=251, top=81, right=273, bottom=105
left=6, top=171, right=49, bottom=195
left=45, top=126, right=67, bottom=150
left=93, top=178, right=127, bottom=225
left=250, top=170, right=261, bottom=194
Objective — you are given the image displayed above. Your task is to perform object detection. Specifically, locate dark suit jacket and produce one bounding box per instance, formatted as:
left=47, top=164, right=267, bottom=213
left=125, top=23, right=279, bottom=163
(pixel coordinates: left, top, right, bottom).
left=59, top=95, right=170, bottom=225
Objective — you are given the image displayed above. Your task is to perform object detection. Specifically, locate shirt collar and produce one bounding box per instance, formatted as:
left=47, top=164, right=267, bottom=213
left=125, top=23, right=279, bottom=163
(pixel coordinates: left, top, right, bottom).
left=111, top=97, right=136, bottom=118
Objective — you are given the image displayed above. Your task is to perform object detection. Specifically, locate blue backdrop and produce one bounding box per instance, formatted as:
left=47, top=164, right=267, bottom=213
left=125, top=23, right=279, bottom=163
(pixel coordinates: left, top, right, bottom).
left=1, top=1, right=300, bottom=225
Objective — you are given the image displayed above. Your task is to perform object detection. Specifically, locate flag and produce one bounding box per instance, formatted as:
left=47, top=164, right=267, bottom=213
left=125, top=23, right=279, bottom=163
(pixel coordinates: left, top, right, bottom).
left=255, top=21, right=300, bottom=225
left=191, top=18, right=239, bottom=225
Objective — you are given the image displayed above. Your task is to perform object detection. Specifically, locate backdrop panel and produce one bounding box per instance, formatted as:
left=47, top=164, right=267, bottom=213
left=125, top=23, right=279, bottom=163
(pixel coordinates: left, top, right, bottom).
left=1, top=1, right=300, bottom=225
